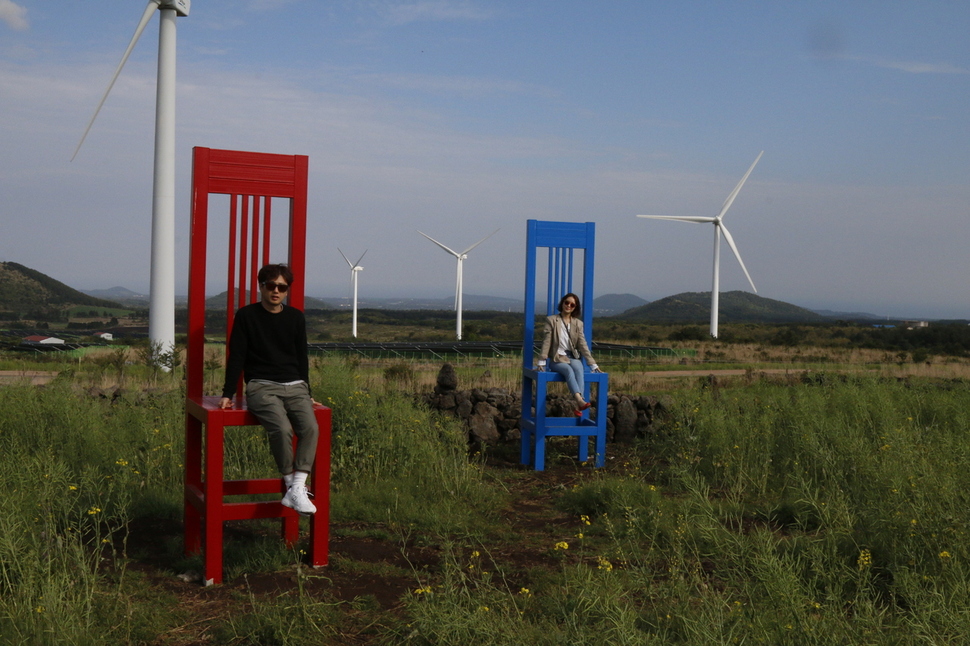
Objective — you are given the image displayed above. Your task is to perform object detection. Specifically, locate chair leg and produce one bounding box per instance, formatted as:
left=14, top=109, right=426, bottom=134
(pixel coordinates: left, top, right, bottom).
left=534, top=431, right=547, bottom=471
left=184, top=415, right=202, bottom=555
left=520, top=427, right=532, bottom=466
left=595, top=433, right=606, bottom=468
left=203, top=421, right=225, bottom=586
left=281, top=435, right=299, bottom=546
left=309, top=407, right=331, bottom=567
left=520, top=377, right=533, bottom=466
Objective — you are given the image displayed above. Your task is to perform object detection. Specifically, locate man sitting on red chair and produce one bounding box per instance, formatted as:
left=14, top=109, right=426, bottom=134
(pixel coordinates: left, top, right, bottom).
left=218, top=263, right=319, bottom=516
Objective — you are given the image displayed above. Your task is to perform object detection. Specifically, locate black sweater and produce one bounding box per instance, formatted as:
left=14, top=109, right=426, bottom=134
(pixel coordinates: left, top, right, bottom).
left=221, top=303, right=310, bottom=399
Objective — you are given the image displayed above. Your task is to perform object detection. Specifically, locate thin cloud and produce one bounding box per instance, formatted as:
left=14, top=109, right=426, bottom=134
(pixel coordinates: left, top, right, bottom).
left=0, top=0, right=28, bottom=31
left=875, top=59, right=969, bottom=75
left=363, top=71, right=553, bottom=99
left=375, top=1, right=492, bottom=26
left=836, top=53, right=970, bottom=75
left=246, top=0, right=304, bottom=10
left=808, top=42, right=969, bottom=75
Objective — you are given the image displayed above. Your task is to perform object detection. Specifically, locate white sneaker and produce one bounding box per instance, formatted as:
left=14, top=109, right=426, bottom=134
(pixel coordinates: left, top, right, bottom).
left=281, top=484, right=316, bottom=516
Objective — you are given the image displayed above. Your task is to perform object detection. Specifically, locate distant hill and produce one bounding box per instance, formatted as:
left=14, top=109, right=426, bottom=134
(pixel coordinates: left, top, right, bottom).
left=318, top=293, right=524, bottom=312
left=811, top=308, right=883, bottom=321
left=205, top=291, right=333, bottom=310
left=82, top=286, right=150, bottom=306
left=0, top=262, right=123, bottom=314
left=617, top=291, right=826, bottom=324
left=593, top=293, right=649, bottom=316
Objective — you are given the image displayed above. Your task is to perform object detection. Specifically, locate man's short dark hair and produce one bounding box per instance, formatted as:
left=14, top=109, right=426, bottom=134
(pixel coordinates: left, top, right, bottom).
left=258, top=264, right=294, bottom=286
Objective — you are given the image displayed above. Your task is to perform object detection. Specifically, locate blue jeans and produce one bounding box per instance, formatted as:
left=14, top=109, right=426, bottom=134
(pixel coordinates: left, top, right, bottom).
left=551, top=358, right=584, bottom=396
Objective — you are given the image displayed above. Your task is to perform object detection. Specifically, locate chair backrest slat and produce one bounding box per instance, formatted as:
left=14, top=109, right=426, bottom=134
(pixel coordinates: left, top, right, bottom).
left=187, top=147, right=309, bottom=399
left=522, top=220, right=596, bottom=370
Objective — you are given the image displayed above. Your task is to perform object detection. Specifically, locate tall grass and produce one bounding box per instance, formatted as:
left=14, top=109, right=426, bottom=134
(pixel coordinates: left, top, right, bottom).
left=4, top=358, right=970, bottom=644
left=319, top=360, right=496, bottom=534
left=0, top=359, right=495, bottom=642
left=0, top=380, right=182, bottom=643
left=398, top=375, right=970, bottom=645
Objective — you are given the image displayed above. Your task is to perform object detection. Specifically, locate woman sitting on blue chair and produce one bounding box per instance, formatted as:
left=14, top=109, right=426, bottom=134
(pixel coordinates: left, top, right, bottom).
left=537, top=293, right=602, bottom=415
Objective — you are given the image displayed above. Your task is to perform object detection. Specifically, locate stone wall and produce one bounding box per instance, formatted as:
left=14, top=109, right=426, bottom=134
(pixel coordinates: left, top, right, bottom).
left=417, top=363, right=666, bottom=446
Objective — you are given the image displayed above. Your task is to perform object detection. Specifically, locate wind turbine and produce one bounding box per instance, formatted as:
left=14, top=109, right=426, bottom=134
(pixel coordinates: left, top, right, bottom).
left=418, top=229, right=500, bottom=341
left=72, top=0, right=191, bottom=359
left=637, top=151, right=763, bottom=339
left=338, top=249, right=366, bottom=338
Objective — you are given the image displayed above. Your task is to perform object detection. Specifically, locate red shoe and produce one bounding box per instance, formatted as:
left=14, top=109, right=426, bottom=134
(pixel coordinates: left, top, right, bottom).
left=579, top=402, right=592, bottom=411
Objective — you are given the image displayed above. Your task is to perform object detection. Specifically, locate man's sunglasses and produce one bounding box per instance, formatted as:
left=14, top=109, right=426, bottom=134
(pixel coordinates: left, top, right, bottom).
left=262, top=282, right=290, bottom=293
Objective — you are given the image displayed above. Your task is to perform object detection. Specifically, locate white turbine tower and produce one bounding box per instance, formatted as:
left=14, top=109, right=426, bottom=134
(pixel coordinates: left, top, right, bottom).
left=338, top=249, right=366, bottom=338
left=418, top=229, right=500, bottom=341
left=72, top=0, right=190, bottom=359
left=637, top=151, right=763, bottom=339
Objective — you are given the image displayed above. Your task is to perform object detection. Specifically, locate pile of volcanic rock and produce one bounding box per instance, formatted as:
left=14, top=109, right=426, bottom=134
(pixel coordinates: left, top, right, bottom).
left=418, top=363, right=666, bottom=447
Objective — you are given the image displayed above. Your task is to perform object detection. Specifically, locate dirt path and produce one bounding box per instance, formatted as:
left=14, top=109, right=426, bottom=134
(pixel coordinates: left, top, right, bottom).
left=638, top=368, right=809, bottom=378
left=0, top=370, right=58, bottom=385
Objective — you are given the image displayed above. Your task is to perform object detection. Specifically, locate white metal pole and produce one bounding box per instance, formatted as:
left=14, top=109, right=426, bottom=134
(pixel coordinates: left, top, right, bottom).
left=351, top=271, right=359, bottom=338
left=710, top=226, right=721, bottom=339
left=150, top=7, right=177, bottom=358
left=456, top=258, right=464, bottom=341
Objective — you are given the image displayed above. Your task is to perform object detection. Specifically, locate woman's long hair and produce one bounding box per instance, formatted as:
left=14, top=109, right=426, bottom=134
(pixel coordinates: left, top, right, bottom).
left=557, top=293, right=582, bottom=319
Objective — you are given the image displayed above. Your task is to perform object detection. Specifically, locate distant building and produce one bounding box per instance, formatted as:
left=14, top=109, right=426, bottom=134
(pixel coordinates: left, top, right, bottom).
left=94, top=332, right=114, bottom=341
left=903, top=321, right=929, bottom=329
left=22, top=335, right=65, bottom=345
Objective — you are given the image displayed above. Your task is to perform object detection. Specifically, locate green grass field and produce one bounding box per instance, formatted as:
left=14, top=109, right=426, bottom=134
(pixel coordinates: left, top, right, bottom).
left=1, top=353, right=970, bottom=644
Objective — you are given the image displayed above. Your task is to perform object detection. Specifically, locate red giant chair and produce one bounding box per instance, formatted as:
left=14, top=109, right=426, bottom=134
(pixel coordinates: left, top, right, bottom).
left=183, top=147, right=331, bottom=585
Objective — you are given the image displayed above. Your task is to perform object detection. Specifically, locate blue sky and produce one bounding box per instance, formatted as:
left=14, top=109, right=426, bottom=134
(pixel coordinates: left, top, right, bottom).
left=1, top=1, right=968, bottom=318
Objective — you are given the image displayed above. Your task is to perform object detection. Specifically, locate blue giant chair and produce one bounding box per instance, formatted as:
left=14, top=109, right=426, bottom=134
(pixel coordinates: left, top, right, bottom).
left=520, top=220, right=608, bottom=471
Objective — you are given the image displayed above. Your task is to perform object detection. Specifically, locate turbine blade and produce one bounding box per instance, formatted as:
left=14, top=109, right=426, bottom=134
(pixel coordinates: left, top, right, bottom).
left=337, top=248, right=353, bottom=268
left=718, top=223, right=757, bottom=293
left=354, top=250, right=368, bottom=267
left=716, top=151, right=763, bottom=220
left=418, top=231, right=459, bottom=257
left=71, top=0, right=159, bottom=161
left=637, top=215, right=716, bottom=224
left=461, top=228, right=500, bottom=254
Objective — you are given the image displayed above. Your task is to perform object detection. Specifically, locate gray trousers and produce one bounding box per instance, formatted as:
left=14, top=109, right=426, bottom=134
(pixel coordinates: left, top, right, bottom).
left=245, top=381, right=319, bottom=475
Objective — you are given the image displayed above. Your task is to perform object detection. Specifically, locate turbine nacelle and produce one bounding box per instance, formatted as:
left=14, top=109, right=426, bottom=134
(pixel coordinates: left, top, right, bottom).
left=159, top=0, right=191, bottom=16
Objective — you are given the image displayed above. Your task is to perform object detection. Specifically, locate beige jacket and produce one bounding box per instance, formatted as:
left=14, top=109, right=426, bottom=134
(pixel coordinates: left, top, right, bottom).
left=538, top=314, right=596, bottom=367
